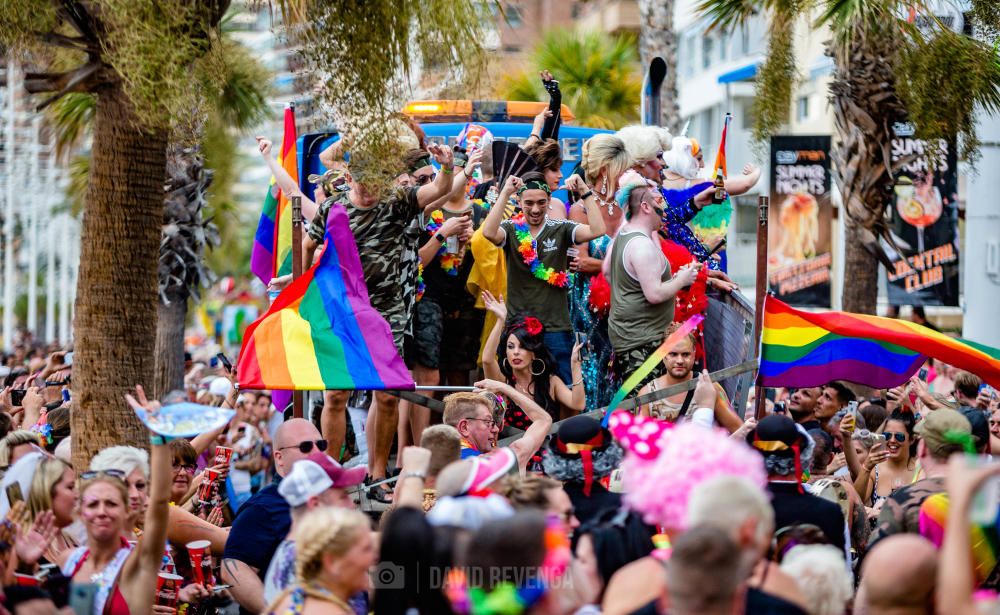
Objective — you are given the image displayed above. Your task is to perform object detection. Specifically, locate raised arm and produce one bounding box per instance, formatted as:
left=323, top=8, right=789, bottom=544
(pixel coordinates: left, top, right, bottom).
left=480, top=291, right=507, bottom=382
left=628, top=239, right=699, bottom=305
left=725, top=164, right=761, bottom=195
left=120, top=388, right=173, bottom=612
left=938, top=456, right=1000, bottom=615
left=394, top=447, right=432, bottom=510
left=523, top=107, right=552, bottom=149
left=564, top=175, right=606, bottom=243
left=482, top=176, right=521, bottom=245
left=539, top=71, right=562, bottom=141
left=256, top=137, right=317, bottom=221
left=319, top=140, right=344, bottom=169
left=416, top=144, right=456, bottom=210
left=476, top=379, right=552, bottom=472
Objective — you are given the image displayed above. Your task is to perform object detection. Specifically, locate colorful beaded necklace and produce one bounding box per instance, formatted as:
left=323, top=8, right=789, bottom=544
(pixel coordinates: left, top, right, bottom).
left=425, top=210, right=463, bottom=275
left=511, top=213, right=573, bottom=288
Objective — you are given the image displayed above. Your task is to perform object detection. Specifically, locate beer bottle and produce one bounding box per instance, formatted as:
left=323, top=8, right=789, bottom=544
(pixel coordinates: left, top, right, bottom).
left=712, top=170, right=726, bottom=204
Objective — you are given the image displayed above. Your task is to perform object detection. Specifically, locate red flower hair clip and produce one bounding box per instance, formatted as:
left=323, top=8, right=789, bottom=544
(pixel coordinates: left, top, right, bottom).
left=523, top=317, right=543, bottom=336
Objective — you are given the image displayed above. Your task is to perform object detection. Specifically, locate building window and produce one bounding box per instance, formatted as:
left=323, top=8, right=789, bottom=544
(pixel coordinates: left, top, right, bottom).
left=718, top=32, right=728, bottom=62
left=796, top=96, right=810, bottom=121
left=740, top=25, right=750, bottom=56
left=702, top=36, right=714, bottom=69
left=683, top=34, right=696, bottom=78
left=505, top=4, right=523, bottom=28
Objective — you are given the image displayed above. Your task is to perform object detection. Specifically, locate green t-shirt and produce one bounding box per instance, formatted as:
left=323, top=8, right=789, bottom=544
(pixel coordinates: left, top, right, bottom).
left=499, top=218, right=578, bottom=332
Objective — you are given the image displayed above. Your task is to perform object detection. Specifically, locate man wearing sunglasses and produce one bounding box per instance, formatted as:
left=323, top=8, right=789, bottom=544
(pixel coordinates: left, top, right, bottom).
left=222, top=418, right=328, bottom=615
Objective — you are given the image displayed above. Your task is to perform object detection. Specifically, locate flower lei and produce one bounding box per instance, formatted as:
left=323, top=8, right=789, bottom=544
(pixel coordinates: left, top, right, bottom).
left=426, top=210, right=462, bottom=275
left=511, top=214, right=573, bottom=288
left=416, top=263, right=425, bottom=302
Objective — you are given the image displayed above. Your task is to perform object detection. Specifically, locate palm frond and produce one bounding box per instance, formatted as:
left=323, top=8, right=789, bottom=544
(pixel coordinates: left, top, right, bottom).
left=45, top=93, right=96, bottom=161
left=495, top=29, right=641, bottom=130
left=696, top=0, right=759, bottom=32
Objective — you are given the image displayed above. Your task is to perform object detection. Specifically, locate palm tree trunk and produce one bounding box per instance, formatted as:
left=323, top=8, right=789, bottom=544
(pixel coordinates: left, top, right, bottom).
left=638, top=0, right=681, bottom=133
left=842, top=224, right=879, bottom=314
left=71, top=84, right=167, bottom=469
left=154, top=293, right=188, bottom=399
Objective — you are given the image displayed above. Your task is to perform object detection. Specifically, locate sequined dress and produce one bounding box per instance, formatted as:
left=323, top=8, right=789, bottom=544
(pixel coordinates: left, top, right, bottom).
left=569, top=234, right=617, bottom=410
left=660, top=182, right=720, bottom=270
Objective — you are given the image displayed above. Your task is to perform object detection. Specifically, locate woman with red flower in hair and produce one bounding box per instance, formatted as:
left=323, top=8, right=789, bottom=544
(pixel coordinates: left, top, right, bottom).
left=481, top=292, right=585, bottom=436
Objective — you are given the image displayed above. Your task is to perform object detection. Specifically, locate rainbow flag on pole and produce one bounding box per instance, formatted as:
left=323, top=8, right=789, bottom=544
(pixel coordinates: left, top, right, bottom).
left=251, top=105, right=298, bottom=285
left=238, top=201, right=413, bottom=391
left=760, top=297, right=1000, bottom=389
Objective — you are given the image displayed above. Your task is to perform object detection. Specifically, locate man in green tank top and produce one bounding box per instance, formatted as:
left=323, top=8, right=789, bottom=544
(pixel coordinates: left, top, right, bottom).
left=604, top=179, right=700, bottom=387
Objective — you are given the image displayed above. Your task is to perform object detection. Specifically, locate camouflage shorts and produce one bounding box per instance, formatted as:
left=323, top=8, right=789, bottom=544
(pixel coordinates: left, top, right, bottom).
left=614, top=341, right=667, bottom=391
left=372, top=294, right=407, bottom=355
left=406, top=298, right=484, bottom=372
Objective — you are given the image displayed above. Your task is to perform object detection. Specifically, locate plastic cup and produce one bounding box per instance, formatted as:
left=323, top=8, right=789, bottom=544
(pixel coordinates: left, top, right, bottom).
left=198, top=469, right=220, bottom=504
left=214, top=446, right=233, bottom=466
left=186, top=539, right=215, bottom=587
left=156, top=573, right=183, bottom=607
left=969, top=456, right=1000, bottom=525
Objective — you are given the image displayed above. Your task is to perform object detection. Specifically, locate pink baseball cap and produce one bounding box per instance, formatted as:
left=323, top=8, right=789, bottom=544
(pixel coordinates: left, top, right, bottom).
left=305, top=452, right=366, bottom=488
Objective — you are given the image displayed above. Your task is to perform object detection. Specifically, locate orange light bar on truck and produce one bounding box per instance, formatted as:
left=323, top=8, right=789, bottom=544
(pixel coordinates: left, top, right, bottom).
left=402, top=100, right=575, bottom=123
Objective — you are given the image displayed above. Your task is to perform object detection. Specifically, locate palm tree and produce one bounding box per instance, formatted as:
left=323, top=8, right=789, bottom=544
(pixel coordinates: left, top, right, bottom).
left=45, top=38, right=270, bottom=399
left=638, top=0, right=681, bottom=132
left=496, top=29, right=642, bottom=130
left=697, top=0, right=1000, bottom=313
left=3, top=0, right=490, bottom=465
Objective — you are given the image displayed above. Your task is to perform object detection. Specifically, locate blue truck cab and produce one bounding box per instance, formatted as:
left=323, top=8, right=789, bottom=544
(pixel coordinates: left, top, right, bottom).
left=297, top=100, right=613, bottom=203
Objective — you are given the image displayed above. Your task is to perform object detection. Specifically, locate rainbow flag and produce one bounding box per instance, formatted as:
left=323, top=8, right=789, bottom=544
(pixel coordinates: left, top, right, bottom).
left=251, top=105, right=299, bottom=285
left=238, top=201, right=413, bottom=391
left=760, top=297, right=1000, bottom=389
left=711, top=112, right=730, bottom=179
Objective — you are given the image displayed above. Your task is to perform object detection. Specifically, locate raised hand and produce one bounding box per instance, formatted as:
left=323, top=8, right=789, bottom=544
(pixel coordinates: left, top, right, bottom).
left=428, top=143, right=454, bottom=169
left=255, top=136, right=272, bottom=157
left=481, top=291, right=507, bottom=321
left=561, top=173, right=589, bottom=194
left=14, top=509, right=58, bottom=567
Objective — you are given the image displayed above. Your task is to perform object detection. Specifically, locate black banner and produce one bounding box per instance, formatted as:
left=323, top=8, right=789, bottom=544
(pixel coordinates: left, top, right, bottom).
left=768, top=135, right=833, bottom=307
left=884, top=123, right=960, bottom=306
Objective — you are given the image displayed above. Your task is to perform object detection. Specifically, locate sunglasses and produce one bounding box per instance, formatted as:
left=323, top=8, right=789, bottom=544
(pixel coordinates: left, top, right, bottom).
left=414, top=172, right=437, bottom=186
left=883, top=431, right=907, bottom=443
left=278, top=439, right=328, bottom=454
left=79, top=469, right=127, bottom=482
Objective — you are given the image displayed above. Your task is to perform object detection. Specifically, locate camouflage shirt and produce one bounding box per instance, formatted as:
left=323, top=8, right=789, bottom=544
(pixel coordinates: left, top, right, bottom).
left=310, top=187, right=420, bottom=349
left=869, top=476, right=946, bottom=547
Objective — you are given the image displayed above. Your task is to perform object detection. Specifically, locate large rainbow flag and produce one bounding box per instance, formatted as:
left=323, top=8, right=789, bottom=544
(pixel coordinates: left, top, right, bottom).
left=238, top=201, right=413, bottom=391
left=251, top=105, right=298, bottom=285
left=760, top=297, right=1000, bottom=389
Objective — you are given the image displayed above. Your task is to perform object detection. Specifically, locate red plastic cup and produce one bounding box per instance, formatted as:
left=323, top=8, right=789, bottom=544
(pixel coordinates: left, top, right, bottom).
left=186, top=539, right=215, bottom=587
left=156, top=573, right=183, bottom=607
left=198, top=469, right=220, bottom=503
left=214, top=446, right=233, bottom=467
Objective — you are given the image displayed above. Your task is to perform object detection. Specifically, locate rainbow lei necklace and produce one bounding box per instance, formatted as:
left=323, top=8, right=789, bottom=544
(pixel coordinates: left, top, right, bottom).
left=511, top=214, right=573, bottom=288
left=426, top=210, right=462, bottom=275
left=416, top=263, right=425, bottom=302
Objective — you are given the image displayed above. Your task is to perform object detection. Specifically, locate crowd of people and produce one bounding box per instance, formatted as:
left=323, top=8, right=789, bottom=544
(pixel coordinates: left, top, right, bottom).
left=0, top=71, right=997, bottom=615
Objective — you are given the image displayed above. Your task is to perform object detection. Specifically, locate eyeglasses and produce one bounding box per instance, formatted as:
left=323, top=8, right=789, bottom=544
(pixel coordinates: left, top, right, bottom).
left=466, top=416, right=500, bottom=429
left=560, top=508, right=576, bottom=524
left=883, top=431, right=907, bottom=443
left=278, top=439, right=328, bottom=454
left=414, top=172, right=437, bottom=186
left=173, top=463, right=197, bottom=473
left=79, top=469, right=127, bottom=483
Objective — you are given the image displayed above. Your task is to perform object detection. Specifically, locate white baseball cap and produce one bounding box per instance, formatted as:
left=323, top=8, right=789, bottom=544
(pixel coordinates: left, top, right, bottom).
left=278, top=460, right=334, bottom=507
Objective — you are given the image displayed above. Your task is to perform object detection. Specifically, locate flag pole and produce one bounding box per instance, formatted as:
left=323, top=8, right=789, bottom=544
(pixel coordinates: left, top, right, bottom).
left=291, top=195, right=304, bottom=419
left=753, top=195, right=769, bottom=420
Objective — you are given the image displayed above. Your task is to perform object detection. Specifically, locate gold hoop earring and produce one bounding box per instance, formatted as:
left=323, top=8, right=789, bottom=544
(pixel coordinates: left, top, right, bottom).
left=531, top=359, right=546, bottom=376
